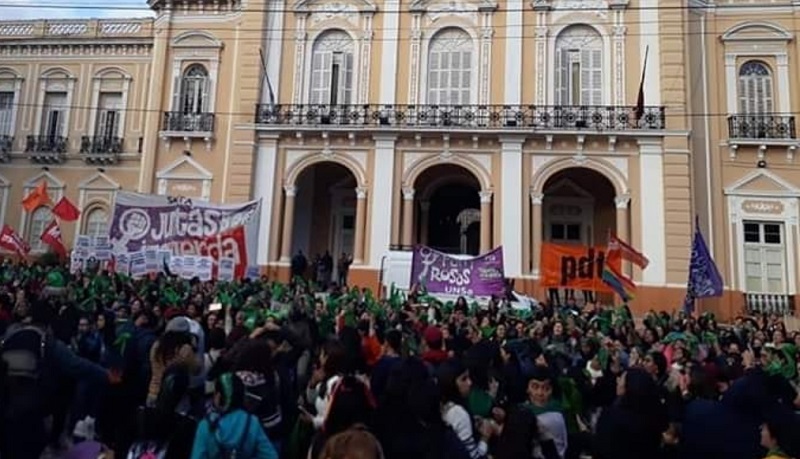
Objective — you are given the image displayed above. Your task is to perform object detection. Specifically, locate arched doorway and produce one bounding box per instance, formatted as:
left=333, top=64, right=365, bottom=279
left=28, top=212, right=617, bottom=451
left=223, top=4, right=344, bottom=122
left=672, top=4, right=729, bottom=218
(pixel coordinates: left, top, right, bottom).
left=283, top=161, right=363, bottom=284
left=413, top=164, right=483, bottom=255
left=541, top=167, right=618, bottom=303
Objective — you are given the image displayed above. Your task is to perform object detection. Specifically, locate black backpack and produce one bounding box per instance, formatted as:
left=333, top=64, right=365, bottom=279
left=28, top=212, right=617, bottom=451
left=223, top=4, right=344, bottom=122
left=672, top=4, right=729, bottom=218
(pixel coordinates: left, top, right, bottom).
left=0, top=326, right=48, bottom=416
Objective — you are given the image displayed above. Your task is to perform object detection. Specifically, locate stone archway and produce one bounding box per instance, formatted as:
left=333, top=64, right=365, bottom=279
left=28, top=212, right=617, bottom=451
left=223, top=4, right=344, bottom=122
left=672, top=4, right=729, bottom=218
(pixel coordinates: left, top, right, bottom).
left=279, top=161, right=367, bottom=286
left=402, top=163, right=491, bottom=255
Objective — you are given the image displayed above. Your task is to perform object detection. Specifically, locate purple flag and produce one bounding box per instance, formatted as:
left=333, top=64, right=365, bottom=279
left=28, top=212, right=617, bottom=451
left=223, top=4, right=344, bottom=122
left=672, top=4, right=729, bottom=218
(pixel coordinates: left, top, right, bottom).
left=410, top=245, right=506, bottom=297
left=684, top=217, right=724, bottom=313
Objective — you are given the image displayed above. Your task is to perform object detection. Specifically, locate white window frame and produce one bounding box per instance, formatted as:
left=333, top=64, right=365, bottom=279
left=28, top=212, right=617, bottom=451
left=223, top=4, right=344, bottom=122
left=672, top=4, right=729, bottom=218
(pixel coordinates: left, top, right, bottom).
left=0, top=70, right=23, bottom=140
left=304, top=29, right=357, bottom=106
left=89, top=70, right=131, bottom=139
left=27, top=206, right=53, bottom=252
left=39, top=91, right=68, bottom=139
left=424, top=27, right=475, bottom=106
left=169, top=32, right=222, bottom=114
left=554, top=25, right=603, bottom=106
left=83, top=207, right=109, bottom=238
left=547, top=24, right=611, bottom=106
left=177, top=64, right=210, bottom=115
left=19, top=172, right=64, bottom=237
left=741, top=220, right=788, bottom=294
left=737, top=60, right=774, bottom=115
left=34, top=70, right=75, bottom=141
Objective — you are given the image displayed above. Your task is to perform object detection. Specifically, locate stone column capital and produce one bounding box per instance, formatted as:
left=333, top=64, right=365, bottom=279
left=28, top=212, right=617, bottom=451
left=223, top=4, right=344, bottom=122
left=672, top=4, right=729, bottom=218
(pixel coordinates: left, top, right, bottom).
left=355, top=187, right=368, bottom=199
left=615, top=194, right=631, bottom=209
left=284, top=185, right=297, bottom=197
left=530, top=191, right=543, bottom=205
left=479, top=190, right=493, bottom=204
left=402, top=187, right=415, bottom=201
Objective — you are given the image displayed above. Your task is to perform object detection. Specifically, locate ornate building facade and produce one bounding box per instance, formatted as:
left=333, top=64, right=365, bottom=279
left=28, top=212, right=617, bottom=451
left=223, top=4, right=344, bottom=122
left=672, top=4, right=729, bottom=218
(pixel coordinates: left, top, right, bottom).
left=0, top=0, right=798, bottom=318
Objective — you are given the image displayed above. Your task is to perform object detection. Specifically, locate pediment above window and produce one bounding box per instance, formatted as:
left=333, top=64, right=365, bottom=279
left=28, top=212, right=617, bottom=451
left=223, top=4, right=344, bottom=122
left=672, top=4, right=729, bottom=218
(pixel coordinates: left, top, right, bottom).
left=293, top=0, right=377, bottom=15
left=722, top=22, right=793, bottom=43
left=410, top=0, right=498, bottom=13
left=531, top=0, right=622, bottom=14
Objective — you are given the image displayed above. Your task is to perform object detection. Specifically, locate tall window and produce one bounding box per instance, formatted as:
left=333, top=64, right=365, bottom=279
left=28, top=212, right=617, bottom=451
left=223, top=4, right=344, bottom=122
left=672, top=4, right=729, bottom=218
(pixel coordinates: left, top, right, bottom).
left=555, top=25, right=603, bottom=106
left=0, top=92, right=13, bottom=136
left=95, top=92, right=122, bottom=139
left=41, top=92, right=67, bottom=138
left=738, top=61, right=774, bottom=114
left=28, top=206, right=52, bottom=251
left=178, top=65, right=209, bottom=114
left=84, top=208, right=108, bottom=238
left=743, top=221, right=786, bottom=293
left=427, top=28, right=473, bottom=105
left=309, top=30, right=354, bottom=105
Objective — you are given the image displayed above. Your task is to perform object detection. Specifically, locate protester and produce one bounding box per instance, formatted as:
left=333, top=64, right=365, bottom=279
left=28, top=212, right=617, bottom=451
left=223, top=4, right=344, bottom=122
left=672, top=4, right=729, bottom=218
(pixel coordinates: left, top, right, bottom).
left=1, top=259, right=800, bottom=459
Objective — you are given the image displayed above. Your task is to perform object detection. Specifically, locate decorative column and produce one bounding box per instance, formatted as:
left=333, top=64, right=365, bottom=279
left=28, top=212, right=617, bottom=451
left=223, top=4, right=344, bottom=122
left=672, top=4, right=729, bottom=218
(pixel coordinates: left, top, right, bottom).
left=530, top=192, right=543, bottom=275
left=353, top=187, right=368, bottom=264
left=479, top=190, right=493, bottom=254
left=279, top=185, right=297, bottom=262
left=419, top=200, right=430, bottom=245
left=615, top=194, right=631, bottom=275
left=401, top=187, right=415, bottom=248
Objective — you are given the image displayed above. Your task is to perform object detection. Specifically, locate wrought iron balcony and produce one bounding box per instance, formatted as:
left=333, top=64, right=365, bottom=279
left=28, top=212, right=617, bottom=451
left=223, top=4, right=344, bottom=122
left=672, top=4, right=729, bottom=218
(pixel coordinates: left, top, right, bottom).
left=80, top=135, right=123, bottom=164
left=745, top=292, right=794, bottom=315
left=0, top=135, right=12, bottom=162
left=254, top=104, right=665, bottom=131
left=728, top=114, right=796, bottom=139
left=25, top=135, right=67, bottom=163
left=161, top=111, right=215, bottom=134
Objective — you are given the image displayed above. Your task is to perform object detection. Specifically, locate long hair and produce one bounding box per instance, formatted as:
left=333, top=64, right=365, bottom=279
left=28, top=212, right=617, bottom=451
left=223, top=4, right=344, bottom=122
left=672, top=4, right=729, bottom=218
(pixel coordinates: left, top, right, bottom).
left=155, top=330, right=192, bottom=364
left=231, top=338, right=273, bottom=375
left=495, top=407, right=543, bottom=459
left=318, top=427, right=385, bottom=459
left=436, top=358, right=469, bottom=407
left=324, top=376, right=377, bottom=436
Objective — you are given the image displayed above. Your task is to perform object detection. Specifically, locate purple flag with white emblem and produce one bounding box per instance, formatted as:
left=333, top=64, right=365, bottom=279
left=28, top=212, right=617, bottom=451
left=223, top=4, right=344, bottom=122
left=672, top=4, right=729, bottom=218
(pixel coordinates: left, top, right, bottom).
left=683, top=216, right=724, bottom=313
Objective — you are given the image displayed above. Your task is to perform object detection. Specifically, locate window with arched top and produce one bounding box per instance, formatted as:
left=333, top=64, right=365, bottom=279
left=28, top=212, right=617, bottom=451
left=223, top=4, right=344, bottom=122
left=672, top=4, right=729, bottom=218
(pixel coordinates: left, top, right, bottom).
left=178, top=64, right=209, bottom=115
left=83, top=208, right=108, bottom=238
left=427, top=28, right=473, bottom=105
left=28, top=206, right=52, bottom=251
left=738, top=61, right=774, bottom=114
left=555, top=25, right=603, bottom=106
left=310, top=30, right=354, bottom=106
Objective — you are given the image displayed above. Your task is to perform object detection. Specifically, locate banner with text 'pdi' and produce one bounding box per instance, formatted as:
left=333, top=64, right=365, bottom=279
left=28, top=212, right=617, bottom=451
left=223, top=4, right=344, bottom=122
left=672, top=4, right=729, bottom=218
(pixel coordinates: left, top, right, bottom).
left=108, top=192, right=261, bottom=279
left=410, top=245, right=506, bottom=297
left=539, top=242, right=620, bottom=293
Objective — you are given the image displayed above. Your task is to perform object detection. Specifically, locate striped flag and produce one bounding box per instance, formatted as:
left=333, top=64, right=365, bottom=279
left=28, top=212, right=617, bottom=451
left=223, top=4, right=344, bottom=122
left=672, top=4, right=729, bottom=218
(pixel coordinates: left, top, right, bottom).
left=608, top=234, right=650, bottom=269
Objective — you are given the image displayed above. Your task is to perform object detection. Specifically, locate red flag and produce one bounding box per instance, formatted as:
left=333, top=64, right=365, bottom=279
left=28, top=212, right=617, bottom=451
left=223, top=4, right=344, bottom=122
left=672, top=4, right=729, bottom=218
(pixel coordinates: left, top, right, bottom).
left=52, top=196, right=81, bottom=221
left=40, top=220, right=66, bottom=257
left=22, top=181, right=51, bottom=212
left=0, top=225, right=30, bottom=256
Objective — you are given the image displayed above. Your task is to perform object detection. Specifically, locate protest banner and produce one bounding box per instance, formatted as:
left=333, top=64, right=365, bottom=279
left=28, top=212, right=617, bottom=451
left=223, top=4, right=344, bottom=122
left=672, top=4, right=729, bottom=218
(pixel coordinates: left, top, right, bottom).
left=410, top=245, right=506, bottom=296
left=539, top=243, right=620, bottom=293
left=108, top=192, right=261, bottom=279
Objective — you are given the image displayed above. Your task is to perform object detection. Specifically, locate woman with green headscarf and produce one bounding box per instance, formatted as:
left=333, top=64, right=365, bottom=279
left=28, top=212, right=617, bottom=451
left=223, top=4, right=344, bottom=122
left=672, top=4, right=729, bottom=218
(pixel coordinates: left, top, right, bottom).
left=190, top=373, right=279, bottom=459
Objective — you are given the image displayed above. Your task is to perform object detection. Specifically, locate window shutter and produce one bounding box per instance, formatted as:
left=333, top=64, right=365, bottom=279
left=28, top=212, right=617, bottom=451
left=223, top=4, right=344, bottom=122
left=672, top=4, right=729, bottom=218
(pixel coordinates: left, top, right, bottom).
left=738, top=76, right=749, bottom=114
left=428, top=52, right=440, bottom=105
left=199, top=75, right=210, bottom=113
left=460, top=50, right=471, bottom=105
left=580, top=49, right=602, bottom=105
left=761, top=76, right=773, bottom=113
left=555, top=49, right=568, bottom=105
left=172, top=75, right=182, bottom=111
left=310, top=51, right=332, bottom=105
left=340, top=51, right=354, bottom=105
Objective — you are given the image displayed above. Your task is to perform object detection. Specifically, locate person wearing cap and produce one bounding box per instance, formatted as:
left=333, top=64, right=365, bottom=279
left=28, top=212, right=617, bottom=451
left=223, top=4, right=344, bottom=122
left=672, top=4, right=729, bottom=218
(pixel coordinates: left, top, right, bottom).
left=421, top=326, right=448, bottom=368
left=147, top=316, right=202, bottom=407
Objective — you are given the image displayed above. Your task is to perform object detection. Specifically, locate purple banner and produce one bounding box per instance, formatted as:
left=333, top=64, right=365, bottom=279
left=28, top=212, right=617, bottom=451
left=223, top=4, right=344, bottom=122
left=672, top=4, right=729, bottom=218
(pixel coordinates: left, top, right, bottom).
left=410, top=245, right=506, bottom=296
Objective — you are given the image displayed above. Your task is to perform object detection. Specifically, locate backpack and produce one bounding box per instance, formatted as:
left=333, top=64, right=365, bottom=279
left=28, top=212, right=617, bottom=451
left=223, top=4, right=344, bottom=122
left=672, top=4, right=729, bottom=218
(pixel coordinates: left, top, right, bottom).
left=0, top=326, right=47, bottom=416
left=215, top=414, right=252, bottom=459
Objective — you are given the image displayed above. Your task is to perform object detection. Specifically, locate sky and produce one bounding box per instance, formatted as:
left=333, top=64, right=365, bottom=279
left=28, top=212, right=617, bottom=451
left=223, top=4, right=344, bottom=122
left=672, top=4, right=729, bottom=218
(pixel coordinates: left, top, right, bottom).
left=0, top=0, right=154, bottom=20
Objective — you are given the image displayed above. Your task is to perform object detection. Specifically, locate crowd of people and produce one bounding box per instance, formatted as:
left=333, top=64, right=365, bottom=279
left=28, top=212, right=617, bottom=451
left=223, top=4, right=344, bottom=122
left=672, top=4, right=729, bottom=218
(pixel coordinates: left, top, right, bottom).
left=1, top=260, right=800, bottom=459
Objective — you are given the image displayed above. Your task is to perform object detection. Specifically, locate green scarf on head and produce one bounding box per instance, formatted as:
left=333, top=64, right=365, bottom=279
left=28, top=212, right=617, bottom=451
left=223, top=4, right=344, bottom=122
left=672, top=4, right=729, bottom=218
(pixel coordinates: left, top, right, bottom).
left=766, top=344, right=797, bottom=380
left=523, top=399, right=563, bottom=416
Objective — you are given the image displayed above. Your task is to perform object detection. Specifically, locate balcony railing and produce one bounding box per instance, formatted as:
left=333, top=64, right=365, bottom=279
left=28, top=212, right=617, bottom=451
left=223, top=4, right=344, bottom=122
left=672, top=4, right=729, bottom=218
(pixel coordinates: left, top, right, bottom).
left=25, top=135, right=67, bottom=163
left=728, top=114, right=796, bottom=139
left=161, top=112, right=215, bottom=133
left=254, top=104, right=666, bottom=131
left=0, top=135, right=12, bottom=161
left=80, top=135, right=123, bottom=164
left=745, top=292, right=794, bottom=316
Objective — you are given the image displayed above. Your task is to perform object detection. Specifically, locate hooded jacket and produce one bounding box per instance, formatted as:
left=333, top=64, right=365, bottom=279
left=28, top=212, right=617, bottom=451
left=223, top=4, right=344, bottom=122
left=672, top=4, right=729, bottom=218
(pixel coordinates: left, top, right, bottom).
left=190, top=409, right=278, bottom=459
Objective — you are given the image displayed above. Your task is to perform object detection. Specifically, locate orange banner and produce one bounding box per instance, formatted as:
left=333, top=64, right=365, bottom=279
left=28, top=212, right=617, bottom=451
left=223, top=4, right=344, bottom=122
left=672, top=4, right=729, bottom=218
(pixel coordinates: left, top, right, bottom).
left=539, top=243, right=620, bottom=292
